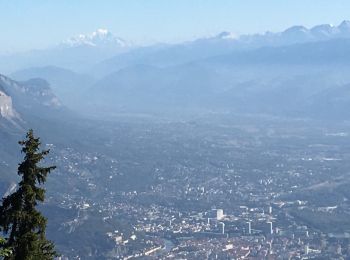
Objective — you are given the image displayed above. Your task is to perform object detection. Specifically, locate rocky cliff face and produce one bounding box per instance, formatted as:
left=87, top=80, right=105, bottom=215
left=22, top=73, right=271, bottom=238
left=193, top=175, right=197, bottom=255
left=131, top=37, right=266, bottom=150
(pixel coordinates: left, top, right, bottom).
left=0, top=90, right=18, bottom=119
left=0, top=75, right=20, bottom=125
left=0, top=74, right=62, bottom=126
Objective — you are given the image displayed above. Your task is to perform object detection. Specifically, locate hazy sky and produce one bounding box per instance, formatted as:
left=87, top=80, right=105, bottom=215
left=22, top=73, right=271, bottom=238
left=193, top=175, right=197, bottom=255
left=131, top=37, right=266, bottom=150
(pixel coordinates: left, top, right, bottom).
left=1, top=0, right=350, bottom=53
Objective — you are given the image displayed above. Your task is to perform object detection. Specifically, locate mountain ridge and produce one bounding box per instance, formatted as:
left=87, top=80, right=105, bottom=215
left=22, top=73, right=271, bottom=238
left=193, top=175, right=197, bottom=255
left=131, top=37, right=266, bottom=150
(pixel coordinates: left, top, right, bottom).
left=60, top=28, right=129, bottom=49
left=2, top=20, right=350, bottom=75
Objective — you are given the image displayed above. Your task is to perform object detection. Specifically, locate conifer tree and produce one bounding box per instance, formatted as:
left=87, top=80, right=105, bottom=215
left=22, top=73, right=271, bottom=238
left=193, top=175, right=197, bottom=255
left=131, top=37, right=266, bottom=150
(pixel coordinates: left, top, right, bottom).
left=0, top=129, right=57, bottom=260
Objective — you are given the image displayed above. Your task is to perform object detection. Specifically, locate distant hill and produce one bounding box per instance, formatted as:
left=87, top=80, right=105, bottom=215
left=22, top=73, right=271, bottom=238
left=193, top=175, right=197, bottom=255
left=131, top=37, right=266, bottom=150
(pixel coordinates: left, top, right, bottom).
left=11, top=66, right=95, bottom=108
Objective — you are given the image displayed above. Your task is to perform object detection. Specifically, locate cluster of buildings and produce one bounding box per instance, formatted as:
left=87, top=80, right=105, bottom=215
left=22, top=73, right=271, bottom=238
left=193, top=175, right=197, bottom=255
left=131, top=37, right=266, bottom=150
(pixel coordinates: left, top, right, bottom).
left=45, top=125, right=350, bottom=258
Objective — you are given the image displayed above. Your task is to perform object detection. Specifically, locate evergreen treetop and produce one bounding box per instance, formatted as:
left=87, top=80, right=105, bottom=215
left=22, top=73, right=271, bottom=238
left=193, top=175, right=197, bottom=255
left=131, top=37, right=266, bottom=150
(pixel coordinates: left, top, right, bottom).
left=0, top=129, right=57, bottom=260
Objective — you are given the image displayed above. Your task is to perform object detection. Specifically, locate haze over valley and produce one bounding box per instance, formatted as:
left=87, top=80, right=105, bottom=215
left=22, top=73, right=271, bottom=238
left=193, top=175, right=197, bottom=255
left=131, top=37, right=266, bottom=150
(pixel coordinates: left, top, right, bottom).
left=2, top=2, right=350, bottom=258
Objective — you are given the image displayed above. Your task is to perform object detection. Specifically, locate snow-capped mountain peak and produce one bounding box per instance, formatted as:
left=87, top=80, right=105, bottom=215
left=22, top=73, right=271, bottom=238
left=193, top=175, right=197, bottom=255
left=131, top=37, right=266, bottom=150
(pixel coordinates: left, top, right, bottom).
left=62, top=29, right=128, bottom=48
left=92, top=28, right=110, bottom=37
left=311, top=24, right=335, bottom=32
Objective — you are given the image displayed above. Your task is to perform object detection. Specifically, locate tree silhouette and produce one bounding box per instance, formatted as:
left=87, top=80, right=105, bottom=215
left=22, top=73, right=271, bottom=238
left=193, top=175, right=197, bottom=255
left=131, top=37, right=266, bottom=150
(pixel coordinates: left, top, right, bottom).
left=0, top=130, right=57, bottom=260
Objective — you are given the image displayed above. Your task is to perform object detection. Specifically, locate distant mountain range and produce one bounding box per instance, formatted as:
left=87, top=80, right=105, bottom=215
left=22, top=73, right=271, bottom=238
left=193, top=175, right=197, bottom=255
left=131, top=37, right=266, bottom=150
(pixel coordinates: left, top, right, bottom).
left=87, top=39, right=350, bottom=119
left=2, top=21, right=350, bottom=74
left=233, top=20, right=350, bottom=46
left=90, top=20, right=350, bottom=77
left=3, top=21, right=350, bottom=120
